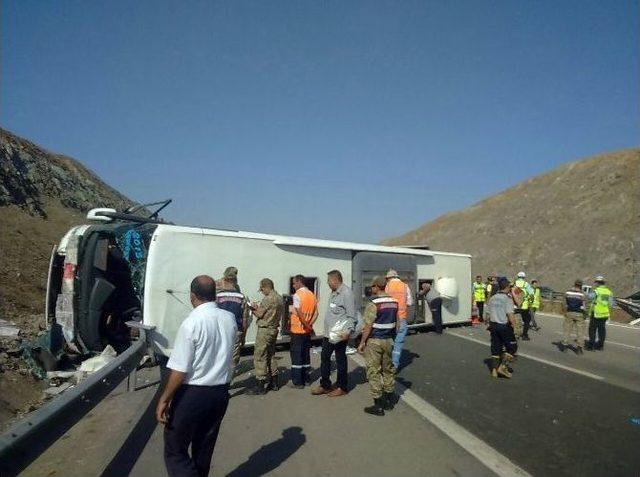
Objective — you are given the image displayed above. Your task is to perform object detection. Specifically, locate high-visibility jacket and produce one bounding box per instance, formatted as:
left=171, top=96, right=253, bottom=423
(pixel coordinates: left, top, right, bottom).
left=290, top=287, right=317, bottom=334
left=486, top=282, right=493, bottom=297
left=473, top=282, right=487, bottom=302
left=589, top=286, right=613, bottom=319
left=385, top=278, right=410, bottom=319
left=532, top=288, right=541, bottom=309
left=514, top=278, right=533, bottom=310
left=370, top=295, right=398, bottom=340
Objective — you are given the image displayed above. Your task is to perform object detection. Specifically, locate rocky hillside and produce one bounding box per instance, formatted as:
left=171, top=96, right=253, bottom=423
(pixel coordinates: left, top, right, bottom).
left=0, top=128, right=140, bottom=330
left=0, top=128, right=142, bottom=429
left=385, top=149, right=640, bottom=297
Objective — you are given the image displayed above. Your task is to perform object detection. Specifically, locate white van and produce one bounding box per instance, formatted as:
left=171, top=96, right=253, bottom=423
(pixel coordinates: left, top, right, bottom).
left=46, top=205, right=472, bottom=357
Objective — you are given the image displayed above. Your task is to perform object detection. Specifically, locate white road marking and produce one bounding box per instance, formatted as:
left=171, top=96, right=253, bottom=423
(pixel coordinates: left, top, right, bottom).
left=551, top=331, right=640, bottom=350
left=350, top=353, right=532, bottom=477
left=449, top=332, right=606, bottom=382
left=537, top=312, right=640, bottom=330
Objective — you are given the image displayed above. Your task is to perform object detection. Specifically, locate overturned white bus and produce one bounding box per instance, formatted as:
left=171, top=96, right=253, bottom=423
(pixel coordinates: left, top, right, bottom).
left=46, top=203, right=472, bottom=357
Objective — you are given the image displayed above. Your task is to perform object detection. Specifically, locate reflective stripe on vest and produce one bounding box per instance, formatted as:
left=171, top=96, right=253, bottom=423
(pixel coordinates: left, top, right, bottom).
left=473, top=282, right=486, bottom=302
left=385, top=279, right=408, bottom=319
left=371, top=296, right=398, bottom=339
left=290, top=288, right=317, bottom=334
left=591, top=286, right=613, bottom=319
left=217, top=291, right=245, bottom=331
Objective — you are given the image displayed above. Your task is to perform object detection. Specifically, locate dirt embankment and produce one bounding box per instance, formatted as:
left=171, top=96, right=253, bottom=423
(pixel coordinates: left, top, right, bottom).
left=0, top=128, right=141, bottom=431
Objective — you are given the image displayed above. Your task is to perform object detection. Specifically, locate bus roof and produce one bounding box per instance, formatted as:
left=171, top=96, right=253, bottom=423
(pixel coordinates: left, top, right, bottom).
left=154, top=224, right=472, bottom=259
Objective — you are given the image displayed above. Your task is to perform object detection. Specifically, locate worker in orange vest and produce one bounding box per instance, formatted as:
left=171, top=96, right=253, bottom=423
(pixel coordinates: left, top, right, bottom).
left=385, top=269, right=414, bottom=369
left=289, top=275, right=318, bottom=388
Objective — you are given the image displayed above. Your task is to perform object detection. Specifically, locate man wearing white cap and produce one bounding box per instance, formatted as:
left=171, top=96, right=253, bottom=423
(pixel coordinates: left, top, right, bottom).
left=513, top=272, right=534, bottom=341
left=385, top=269, right=414, bottom=369
left=587, top=276, right=614, bottom=350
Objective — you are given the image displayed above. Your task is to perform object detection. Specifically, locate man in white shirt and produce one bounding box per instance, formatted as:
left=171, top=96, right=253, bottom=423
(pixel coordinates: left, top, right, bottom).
left=156, top=275, right=237, bottom=477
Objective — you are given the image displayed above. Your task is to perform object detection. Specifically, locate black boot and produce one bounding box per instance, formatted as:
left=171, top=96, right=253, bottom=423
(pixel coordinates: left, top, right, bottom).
left=246, top=380, right=268, bottom=395
left=382, top=392, right=396, bottom=411
left=269, top=376, right=279, bottom=391
left=364, top=398, right=385, bottom=416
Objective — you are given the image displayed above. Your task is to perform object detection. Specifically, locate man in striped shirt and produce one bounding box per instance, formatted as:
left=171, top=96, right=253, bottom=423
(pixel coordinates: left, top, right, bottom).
left=560, top=280, right=587, bottom=354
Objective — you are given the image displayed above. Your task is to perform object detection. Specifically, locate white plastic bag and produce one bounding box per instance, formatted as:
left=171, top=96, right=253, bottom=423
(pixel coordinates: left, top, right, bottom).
left=329, top=318, right=353, bottom=344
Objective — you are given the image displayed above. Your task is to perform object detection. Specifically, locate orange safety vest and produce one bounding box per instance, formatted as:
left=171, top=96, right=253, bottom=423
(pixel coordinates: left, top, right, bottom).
left=385, top=278, right=408, bottom=319
left=290, top=288, right=317, bottom=334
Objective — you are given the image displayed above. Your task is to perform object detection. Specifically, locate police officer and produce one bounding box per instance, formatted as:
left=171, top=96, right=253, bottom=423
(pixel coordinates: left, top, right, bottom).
left=473, top=275, right=487, bottom=322
left=358, top=276, right=398, bottom=416
left=247, top=278, right=284, bottom=395
left=487, top=277, right=518, bottom=379
left=216, top=267, right=248, bottom=368
left=514, top=272, right=534, bottom=341
left=486, top=276, right=494, bottom=299
left=530, top=279, right=542, bottom=331
left=587, top=276, right=614, bottom=351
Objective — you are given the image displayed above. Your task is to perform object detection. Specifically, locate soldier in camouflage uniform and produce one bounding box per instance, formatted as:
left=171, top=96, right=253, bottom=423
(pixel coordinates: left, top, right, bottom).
left=357, top=276, right=398, bottom=416
left=216, top=267, right=249, bottom=368
left=247, top=278, right=283, bottom=395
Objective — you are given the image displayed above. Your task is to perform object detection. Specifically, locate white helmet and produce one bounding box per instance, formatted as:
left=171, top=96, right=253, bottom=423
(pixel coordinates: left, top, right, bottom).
left=594, top=275, right=605, bottom=283
left=517, top=271, right=526, bottom=278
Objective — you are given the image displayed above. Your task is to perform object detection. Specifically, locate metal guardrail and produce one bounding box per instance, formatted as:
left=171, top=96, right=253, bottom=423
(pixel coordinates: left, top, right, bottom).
left=0, top=330, right=149, bottom=477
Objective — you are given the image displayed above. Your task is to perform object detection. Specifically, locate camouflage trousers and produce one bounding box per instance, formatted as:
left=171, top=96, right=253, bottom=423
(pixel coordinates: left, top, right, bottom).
left=364, top=338, right=395, bottom=399
left=254, top=327, right=279, bottom=381
left=513, top=314, right=523, bottom=338
left=233, top=330, right=246, bottom=367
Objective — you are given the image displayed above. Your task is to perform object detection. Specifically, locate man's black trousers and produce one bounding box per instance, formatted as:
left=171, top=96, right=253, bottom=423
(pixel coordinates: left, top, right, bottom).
left=489, top=322, right=518, bottom=356
left=516, top=309, right=532, bottom=338
left=430, top=297, right=443, bottom=334
left=164, top=384, right=229, bottom=477
left=476, top=301, right=485, bottom=321
left=588, top=317, right=607, bottom=348
left=290, top=333, right=311, bottom=386
left=320, top=337, right=348, bottom=391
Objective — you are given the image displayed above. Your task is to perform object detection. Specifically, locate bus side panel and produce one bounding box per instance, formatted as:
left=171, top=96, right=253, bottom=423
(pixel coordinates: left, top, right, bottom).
left=143, top=227, right=352, bottom=356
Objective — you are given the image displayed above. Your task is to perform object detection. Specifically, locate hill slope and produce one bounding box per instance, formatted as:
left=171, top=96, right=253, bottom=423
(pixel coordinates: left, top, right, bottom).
left=0, top=128, right=140, bottom=330
left=385, top=149, right=640, bottom=296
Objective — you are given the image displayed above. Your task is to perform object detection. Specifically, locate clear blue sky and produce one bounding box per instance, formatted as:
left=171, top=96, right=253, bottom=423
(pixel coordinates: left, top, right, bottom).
left=2, top=1, right=638, bottom=243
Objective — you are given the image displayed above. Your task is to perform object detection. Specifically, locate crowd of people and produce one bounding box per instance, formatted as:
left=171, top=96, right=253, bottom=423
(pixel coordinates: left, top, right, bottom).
left=156, top=267, right=414, bottom=477
left=472, top=272, right=615, bottom=379
left=153, top=265, right=615, bottom=476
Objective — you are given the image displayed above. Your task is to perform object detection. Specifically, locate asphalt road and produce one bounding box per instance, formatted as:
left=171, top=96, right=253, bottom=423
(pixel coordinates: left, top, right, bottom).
left=398, top=313, right=640, bottom=477
left=19, top=314, right=640, bottom=477
left=22, top=350, right=497, bottom=477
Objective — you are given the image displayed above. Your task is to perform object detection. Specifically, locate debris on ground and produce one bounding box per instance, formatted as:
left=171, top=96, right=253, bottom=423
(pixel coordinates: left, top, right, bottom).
left=78, top=345, right=117, bottom=375
left=0, top=319, right=20, bottom=338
